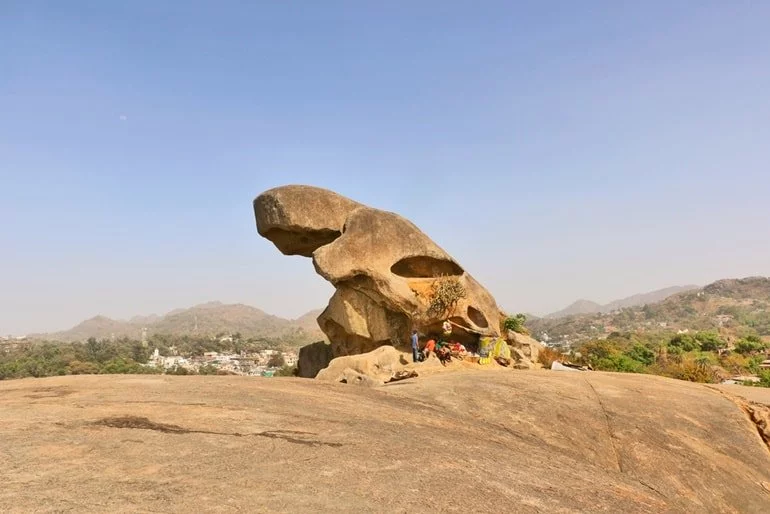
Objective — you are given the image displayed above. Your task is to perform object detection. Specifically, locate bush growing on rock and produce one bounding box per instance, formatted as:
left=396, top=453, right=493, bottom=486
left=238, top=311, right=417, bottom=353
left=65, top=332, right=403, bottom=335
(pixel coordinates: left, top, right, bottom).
left=427, top=275, right=467, bottom=318
left=503, top=314, right=529, bottom=335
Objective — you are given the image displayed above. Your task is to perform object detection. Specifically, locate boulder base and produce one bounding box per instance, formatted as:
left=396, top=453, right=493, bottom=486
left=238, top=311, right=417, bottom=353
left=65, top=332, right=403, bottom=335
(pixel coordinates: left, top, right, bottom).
left=315, top=345, right=411, bottom=386
left=296, top=341, right=334, bottom=378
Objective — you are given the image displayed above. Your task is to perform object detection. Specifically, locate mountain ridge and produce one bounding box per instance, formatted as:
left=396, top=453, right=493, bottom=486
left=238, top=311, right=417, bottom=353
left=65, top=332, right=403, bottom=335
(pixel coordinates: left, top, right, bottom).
left=31, top=302, right=326, bottom=343
left=528, top=276, right=770, bottom=345
left=546, top=284, right=699, bottom=318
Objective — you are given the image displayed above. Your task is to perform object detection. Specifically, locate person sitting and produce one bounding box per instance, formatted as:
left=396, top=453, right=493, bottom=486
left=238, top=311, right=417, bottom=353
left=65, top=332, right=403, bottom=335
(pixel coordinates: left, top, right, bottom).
left=422, top=339, right=436, bottom=360
left=436, top=345, right=452, bottom=366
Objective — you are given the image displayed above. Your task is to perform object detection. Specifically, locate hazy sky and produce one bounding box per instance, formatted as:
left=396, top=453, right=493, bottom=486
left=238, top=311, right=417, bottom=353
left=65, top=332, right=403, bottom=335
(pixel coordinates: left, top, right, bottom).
left=2, top=1, right=770, bottom=334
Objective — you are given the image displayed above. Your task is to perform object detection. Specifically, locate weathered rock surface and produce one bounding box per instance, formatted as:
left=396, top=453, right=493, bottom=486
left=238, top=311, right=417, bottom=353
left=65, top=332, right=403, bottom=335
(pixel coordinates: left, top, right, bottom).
left=254, top=185, right=504, bottom=357
left=2, top=373, right=770, bottom=512
left=296, top=340, right=334, bottom=378
left=508, top=331, right=545, bottom=364
left=316, top=345, right=410, bottom=385
left=508, top=331, right=545, bottom=370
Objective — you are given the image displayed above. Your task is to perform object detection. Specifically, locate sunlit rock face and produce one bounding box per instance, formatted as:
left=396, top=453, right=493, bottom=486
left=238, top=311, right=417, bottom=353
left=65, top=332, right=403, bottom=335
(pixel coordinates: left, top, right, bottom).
left=254, top=185, right=503, bottom=357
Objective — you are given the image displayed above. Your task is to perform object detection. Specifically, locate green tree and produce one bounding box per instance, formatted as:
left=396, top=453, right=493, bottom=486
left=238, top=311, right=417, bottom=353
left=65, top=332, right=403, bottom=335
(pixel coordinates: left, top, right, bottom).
left=734, top=336, right=768, bottom=355
left=625, top=344, right=656, bottom=366
left=596, top=354, right=645, bottom=373
left=695, top=331, right=726, bottom=352
left=669, top=334, right=699, bottom=352
left=503, top=314, right=528, bottom=334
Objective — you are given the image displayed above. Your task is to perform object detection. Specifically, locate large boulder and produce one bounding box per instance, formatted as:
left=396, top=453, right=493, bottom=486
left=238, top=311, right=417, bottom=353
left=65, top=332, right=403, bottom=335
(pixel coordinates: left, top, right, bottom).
left=296, top=341, right=334, bottom=378
left=315, top=345, right=410, bottom=385
left=254, top=185, right=504, bottom=357
left=508, top=331, right=545, bottom=365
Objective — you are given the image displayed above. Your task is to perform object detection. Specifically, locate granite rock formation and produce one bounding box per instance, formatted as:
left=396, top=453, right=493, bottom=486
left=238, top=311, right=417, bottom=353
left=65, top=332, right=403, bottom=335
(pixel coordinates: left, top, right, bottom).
left=254, top=185, right=504, bottom=359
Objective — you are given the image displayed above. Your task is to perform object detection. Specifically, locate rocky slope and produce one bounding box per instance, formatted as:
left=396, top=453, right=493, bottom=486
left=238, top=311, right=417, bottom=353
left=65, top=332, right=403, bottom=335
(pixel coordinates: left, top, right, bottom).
left=2, top=371, right=769, bottom=513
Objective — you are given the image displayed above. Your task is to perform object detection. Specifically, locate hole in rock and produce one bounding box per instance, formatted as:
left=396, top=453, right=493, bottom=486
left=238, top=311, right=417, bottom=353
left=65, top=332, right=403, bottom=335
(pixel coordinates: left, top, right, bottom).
left=467, top=306, right=489, bottom=328
left=390, top=256, right=463, bottom=278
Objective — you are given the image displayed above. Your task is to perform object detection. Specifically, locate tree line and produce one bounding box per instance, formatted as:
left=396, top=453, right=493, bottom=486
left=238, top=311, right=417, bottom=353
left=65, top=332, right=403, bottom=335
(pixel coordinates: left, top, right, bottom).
left=0, top=334, right=295, bottom=381
left=568, top=331, right=770, bottom=386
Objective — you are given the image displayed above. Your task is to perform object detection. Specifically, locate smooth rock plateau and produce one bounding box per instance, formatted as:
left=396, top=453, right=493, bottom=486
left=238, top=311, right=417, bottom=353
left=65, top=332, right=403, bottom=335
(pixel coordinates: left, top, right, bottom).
left=254, top=185, right=504, bottom=361
left=2, top=371, right=770, bottom=513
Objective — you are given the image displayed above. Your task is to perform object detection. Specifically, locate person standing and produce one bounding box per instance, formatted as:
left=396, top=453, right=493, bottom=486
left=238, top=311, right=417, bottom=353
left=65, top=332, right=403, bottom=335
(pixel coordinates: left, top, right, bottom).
left=411, top=329, right=420, bottom=363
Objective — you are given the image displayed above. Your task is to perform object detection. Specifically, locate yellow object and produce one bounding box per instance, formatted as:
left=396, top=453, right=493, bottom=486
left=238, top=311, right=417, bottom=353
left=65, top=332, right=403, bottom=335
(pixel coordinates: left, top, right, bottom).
left=477, top=337, right=510, bottom=365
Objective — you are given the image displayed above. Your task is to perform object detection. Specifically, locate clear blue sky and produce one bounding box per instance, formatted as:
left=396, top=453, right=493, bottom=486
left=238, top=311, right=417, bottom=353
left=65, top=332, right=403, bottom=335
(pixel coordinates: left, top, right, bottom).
left=2, top=1, right=769, bottom=334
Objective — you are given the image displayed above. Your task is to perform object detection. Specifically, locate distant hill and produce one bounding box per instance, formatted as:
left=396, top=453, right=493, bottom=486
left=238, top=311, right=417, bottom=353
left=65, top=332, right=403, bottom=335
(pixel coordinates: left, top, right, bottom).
left=546, top=299, right=603, bottom=318
left=546, top=285, right=699, bottom=318
left=34, top=303, right=326, bottom=344
left=294, top=309, right=325, bottom=332
left=529, top=277, right=770, bottom=346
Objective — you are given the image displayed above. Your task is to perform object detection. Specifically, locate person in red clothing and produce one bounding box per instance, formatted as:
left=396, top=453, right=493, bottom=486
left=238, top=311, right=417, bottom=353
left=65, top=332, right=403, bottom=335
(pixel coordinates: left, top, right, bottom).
left=422, top=339, right=436, bottom=360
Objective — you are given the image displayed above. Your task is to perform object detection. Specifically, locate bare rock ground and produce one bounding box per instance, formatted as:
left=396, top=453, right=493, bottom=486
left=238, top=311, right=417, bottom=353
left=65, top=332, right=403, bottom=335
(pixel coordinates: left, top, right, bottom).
left=2, top=371, right=770, bottom=513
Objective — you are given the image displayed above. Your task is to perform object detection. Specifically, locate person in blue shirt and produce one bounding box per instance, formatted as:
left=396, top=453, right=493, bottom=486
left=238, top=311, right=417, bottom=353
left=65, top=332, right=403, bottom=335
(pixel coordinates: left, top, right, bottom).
left=410, top=329, right=420, bottom=363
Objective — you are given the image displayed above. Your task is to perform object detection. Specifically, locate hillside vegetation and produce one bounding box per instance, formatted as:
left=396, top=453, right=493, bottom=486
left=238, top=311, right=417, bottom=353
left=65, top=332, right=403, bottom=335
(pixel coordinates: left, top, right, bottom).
left=528, top=277, right=770, bottom=386
left=529, top=277, right=770, bottom=346
left=0, top=332, right=298, bottom=381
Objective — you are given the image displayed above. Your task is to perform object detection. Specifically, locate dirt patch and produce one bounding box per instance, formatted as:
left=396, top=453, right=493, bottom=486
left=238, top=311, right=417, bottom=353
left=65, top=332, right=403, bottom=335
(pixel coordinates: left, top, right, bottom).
left=93, top=416, right=343, bottom=448
left=95, top=416, right=192, bottom=434
left=25, top=386, right=74, bottom=399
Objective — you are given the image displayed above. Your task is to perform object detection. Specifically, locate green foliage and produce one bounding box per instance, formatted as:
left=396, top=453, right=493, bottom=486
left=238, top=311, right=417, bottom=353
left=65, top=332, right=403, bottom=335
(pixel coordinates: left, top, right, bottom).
left=626, top=344, right=656, bottom=366
left=198, top=364, right=219, bottom=375
left=100, top=357, right=152, bottom=375
left=734, top=336, right=769, bottom=355
left=573, top=331, right=736, bottom=385
left=427, top=276, right=467, bottom=318
left=578, top=338, right=646, bottom=373
left=595, top=354, right=646, bottom=373
left=503, top=314, right=528, bottom=334
left=669, top=333, right=700, bottom=352
left=695, top=331, right=726, bottom=352
left=667, top=331, right=727, bottom=352
left=746, top=355, right=765, bottom=374
left=0, top=334, right=289, bottom=381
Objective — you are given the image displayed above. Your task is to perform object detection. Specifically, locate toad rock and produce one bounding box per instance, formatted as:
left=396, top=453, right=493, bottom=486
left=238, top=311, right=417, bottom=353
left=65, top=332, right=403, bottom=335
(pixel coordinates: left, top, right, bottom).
left=254, top=185, right=504, bottom=358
